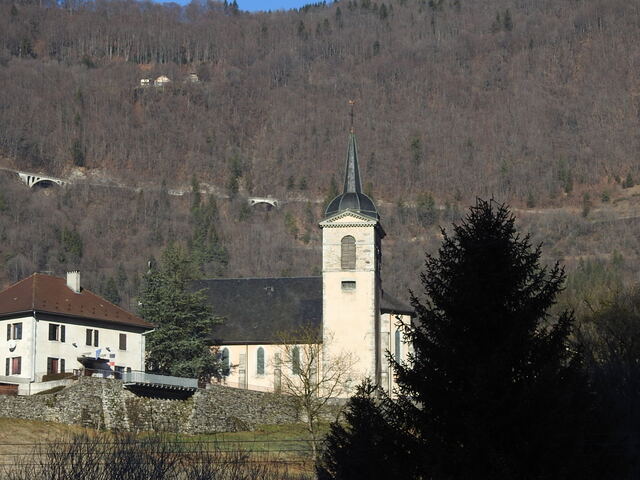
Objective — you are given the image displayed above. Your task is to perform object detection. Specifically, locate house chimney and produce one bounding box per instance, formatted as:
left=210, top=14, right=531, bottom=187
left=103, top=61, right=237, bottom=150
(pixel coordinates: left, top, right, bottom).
left=66, top=271, right=81, bottom=293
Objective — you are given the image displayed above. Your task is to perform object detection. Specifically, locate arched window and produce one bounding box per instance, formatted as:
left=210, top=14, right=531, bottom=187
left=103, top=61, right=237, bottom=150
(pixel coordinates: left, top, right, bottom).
left=257, top=347, right=265, bottom=375
left=395, top=330, right=402, bottom=361
left=341, top=236, right=356, bottom=270
left=292, top=346, right=301, bottom=375
left=221, top=348, right=230, bottom=376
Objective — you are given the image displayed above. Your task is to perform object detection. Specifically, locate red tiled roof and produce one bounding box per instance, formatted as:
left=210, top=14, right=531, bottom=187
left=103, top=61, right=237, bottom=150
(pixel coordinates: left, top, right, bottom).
left=0, top=273, right=153, bottom=329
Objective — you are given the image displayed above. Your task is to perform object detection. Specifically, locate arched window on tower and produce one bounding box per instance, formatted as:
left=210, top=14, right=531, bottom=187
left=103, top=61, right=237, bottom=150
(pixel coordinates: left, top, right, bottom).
left=257, top=347, right=265, bottom=375
left=292, top=346, right=301, bottom=375
left=341, top=235, right=356, bottom=270
left=221, top=348, right=230, bottom=376
left=395, top=329, right=402, bottom=361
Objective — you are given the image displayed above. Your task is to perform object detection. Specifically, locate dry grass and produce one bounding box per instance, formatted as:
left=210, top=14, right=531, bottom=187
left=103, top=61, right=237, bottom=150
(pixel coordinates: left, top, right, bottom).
left=0, top=418, right=320, bottom=476
left=0, top=418, right=101, bottom=467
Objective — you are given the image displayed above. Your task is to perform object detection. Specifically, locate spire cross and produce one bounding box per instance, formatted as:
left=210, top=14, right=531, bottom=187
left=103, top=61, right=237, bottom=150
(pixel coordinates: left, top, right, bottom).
left=348, top=99, right=356, bottom=133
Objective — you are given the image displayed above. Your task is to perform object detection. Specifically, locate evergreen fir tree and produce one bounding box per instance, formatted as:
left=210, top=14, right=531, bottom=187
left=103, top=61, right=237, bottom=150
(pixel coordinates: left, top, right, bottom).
left=102, top=276, right=121, bottom=305
left=318, top=381, right=411, bottom=480
left=503, top=9, right=513, bottom=31
left=138, top=243, right=222, bottom=381
left=393, top=199, right=596, bottom=479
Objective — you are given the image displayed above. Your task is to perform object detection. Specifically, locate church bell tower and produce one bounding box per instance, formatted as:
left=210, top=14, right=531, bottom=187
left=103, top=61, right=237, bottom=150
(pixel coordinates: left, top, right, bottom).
left=320, top=131, right=385, bottom=388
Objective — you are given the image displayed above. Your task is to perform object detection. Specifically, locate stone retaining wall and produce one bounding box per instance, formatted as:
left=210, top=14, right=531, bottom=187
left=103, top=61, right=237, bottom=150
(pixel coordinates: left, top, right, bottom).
left=0, top=377, right=300, bottom=434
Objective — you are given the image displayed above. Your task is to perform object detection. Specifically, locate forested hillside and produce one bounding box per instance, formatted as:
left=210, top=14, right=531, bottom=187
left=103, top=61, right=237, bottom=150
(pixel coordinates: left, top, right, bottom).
left=0, top=0, right=639, bottom=312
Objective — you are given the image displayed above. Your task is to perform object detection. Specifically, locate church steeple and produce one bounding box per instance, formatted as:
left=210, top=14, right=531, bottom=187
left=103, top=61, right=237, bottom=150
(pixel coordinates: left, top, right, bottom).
left=324, top=132, right=379, bottom=220
left=343, top=133, right=362, bottom=194
left=319, top=119, right=385, bottom=395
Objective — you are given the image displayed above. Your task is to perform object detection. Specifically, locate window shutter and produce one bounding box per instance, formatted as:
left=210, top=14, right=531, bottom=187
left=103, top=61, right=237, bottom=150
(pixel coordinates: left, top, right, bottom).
left=5, top=358, right=9, bottom=376
left=60, top=359, right=65, bottom=374
left=47, top=357, right=53, bottom=374
left=6, top=324, right=10, bottom=341
left=119, top=334, right=126, bottom=351
left=60, top=325, right=66, bottom=343
left=94, top=330, right=99, bottom=347
left=86, top=329, right=92, bottom=346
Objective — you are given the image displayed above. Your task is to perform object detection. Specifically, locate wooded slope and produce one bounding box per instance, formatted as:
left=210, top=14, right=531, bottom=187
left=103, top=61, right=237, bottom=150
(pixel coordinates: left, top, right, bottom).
left=0, top=0, right=638, bottom=310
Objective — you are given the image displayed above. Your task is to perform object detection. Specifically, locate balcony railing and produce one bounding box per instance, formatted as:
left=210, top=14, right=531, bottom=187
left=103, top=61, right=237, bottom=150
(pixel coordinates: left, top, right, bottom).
left=122, top=371, right=197, bottom=389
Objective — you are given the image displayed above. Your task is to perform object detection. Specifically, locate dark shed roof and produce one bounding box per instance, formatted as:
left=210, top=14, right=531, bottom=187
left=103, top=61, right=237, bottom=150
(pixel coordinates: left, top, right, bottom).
left=192, top=277, right=323, bottom=344
left=193, top=277, right=413, bottom=345
left=381, top=290, right=413, bottom=316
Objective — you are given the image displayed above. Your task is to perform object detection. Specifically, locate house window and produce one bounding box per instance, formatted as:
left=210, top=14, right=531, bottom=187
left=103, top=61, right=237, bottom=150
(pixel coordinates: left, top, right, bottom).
left=61, top=359, right=65, bottom=374
left=342, top=281, right=356, bottom=291
left=86, top=329, right=99, bottom=347
left=292, top=346, right=301, bottom=375
left=341, top=236, right=356, bottom=270
left=395, top=329, right=401, bottom=360
left=6, top=323, right=22, bottom=340
left=221, top=348, right=230, bottom=376
left=5, top=358, right=8, bottom=376
left=48, top=324, right=65, bottom=342
left=119, top=334, right=127, bottom=351
left=257, top=347, right=265, bottom=375
left=11, top=357, right=21, bottom=375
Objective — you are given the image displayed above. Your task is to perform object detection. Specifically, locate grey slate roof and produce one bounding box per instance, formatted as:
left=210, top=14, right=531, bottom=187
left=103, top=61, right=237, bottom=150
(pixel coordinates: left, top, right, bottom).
left=192, top=276, right=413, bottom=345
left=381, top=290, right=414, bottom=316
left=192, top=277, right=323, bottom=344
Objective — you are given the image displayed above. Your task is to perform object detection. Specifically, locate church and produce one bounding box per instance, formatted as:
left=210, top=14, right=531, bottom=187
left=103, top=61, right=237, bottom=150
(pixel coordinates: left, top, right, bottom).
left=197, top=131, right=413, bottom=395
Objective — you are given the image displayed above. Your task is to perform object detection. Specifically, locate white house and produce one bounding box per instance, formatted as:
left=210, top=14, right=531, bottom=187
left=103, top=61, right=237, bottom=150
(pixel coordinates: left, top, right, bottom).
left=197, top=131, right=413, bottom=396
left=0, top=272, right=153, bottom=394
left=154, top=75, right=171, bottom=87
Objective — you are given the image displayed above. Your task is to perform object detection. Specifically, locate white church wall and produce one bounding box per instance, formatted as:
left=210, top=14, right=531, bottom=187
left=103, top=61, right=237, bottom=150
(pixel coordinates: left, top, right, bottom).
left=219, top=343, right=292, bottom=392
left=380, top=312, right=412, bottom=395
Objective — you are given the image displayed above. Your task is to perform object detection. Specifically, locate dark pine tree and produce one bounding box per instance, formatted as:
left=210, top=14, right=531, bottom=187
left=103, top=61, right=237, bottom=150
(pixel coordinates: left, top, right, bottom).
left=395, top=199, right=598, bottom=479
left=318, top=380, right=411, bottom=480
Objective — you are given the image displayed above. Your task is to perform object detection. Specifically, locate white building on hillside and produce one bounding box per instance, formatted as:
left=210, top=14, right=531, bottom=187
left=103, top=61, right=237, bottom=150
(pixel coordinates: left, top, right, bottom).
left=0, top=272, right=153, bottom=395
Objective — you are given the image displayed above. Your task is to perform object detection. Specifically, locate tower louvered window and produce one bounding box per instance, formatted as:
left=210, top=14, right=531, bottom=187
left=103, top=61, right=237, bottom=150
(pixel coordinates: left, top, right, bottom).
left=341, top=236, right=356, bottom=270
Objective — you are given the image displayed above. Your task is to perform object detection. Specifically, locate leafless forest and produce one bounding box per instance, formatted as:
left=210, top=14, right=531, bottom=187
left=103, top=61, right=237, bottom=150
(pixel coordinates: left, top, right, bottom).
left=1, top=0, right=639, bottom=313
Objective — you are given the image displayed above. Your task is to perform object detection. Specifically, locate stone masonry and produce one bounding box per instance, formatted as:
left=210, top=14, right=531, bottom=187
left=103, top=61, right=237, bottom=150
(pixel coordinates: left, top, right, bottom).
left=0, top=377, right=300, bottom=434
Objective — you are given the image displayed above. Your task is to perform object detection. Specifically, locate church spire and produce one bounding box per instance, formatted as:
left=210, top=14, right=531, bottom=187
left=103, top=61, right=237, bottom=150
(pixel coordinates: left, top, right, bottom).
left=343, top=132, right=362, bottom=194
left=323, top=102, right=379, bottom=220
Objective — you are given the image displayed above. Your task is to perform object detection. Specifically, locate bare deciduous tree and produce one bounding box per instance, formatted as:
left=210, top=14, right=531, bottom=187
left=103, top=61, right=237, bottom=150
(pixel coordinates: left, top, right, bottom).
left=275, top=327, right=357, bottom=462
